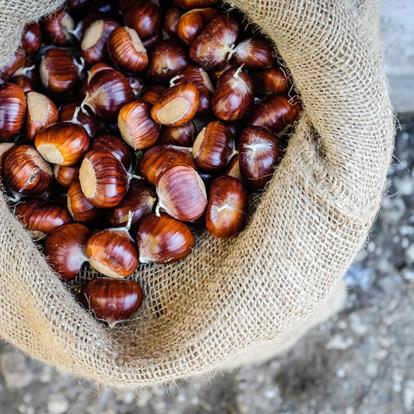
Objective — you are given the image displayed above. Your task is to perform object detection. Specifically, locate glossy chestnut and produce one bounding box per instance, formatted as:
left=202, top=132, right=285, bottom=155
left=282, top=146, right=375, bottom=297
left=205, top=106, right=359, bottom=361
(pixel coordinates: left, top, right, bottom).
left=122, top=0, right=161, bottom=40
left=146, top=39, right=188, bottom=82
left=81, top=278, right=144, bottom=323
left=81, top=19, right=120, bottom=65
left=79, top=150, right=129, bottom=208
left=34, top=122, right=90, bottom=166
left=141, top=83, right=166, bottom=106
left=163, top=6, right=182, bottom=38
left=252, top=66, right=290, bottom=95
left=173, top=0, right=219, bottom=8
left=231, top=37, right=274, bottom=69
left=137, top=214, right=194, bottom=263
left=42, top=8, right=76, bottom=46
left=1, top=49, right=26, bottom=79
left=3, top=145, right=53, bottom=196
left=159, top=121, right=196, bottom=147
left=90, top=134, right=132, bottom=170
left=67, top=180, right=100, bottom=223
left=238, top=126, right=281, bottom=189
left=212, top=66, right=254, bottom=121
left=15, top=199, right=72, bottom=239
left=11, top=75, right=34, bottom=94
left=26, top=92, right=59, bottom=141
left=156, top=165, right=207, bottom=221
left=248, top=94, right=302, bottom=133
left=0, top=143, right=15, bottom=174
left=54, top=164, right=79, bottom=187
left=192, top=121, right=233, bottom=172
left=118, top=100, right=160, bottom=150
left=151, top=83, right=199, bottom=127
left=21, top=23, right=42, bottom=56
left=0, top=83, right=26, bottom=140
left=225, top=154, right=242, bottom=181
left=177, top=7, right=218, bottom=45
left=44, top=223, right=90, bottom=280
left=60, top=102, right=102, bottom=138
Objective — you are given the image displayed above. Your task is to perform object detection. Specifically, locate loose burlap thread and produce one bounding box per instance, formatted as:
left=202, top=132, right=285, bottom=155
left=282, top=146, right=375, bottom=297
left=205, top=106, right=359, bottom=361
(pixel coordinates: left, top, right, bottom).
left=0, top=0, right=394, bottom=387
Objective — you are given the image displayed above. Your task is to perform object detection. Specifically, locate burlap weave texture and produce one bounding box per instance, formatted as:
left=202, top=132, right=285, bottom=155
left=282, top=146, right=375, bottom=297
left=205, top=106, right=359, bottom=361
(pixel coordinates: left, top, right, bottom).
left=0, top=0, right=394, bottom=387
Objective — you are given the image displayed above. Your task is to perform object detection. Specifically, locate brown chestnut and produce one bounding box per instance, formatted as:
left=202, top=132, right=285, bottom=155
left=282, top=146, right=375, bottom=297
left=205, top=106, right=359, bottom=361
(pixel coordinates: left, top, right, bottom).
left=44, top=223, right=90, bottom=281
left=60, top=102, right=102, bottom=138
left=137, top=214, right=194, bottom=263
left=67, top=180, right=100, bottom=223
left=81, top=278, right=144, bottom=323
left=139, top=145, right=195, bottom=184
left=0, top=83, right=26, bottom=140
left=192, top=121, right=233, bottom=172
left=189, top=15, right=238, bottom=70
left=42, top=8, right=76, bottom=46
left=39, top=48, right=83, bottom=94
left=159, top=121, right=196, bottom=147
left=238, top=126, right=282, bottom=189
left=86, top=228, right=138, bottom=278
left=3, top=145, right=53, bottom=196
left=163, top=6, right=182, bottom=38
left=81, top=19, right=120, bottom=65
left=173, top=0, right=218, bottom=8
left=21, top=23, right=42, bottom=56
left=177, top=7, right=218, bottom=45
left=252, top=66, right=290, bottom=96
left=118, top=100, right=160, bottom=150
left=146, top=39, right=188, bottom=82
left=90, top=134, right=132, bottom=170
left=205, top=175, right=247, bottom=238
left=54, top=164, right=79, bottom=187
left=212, top=66, right=254, bottom=121
left=141, top=83, right=166, bottom=106
left=11, top=75, right=34, bottom=94
left=248, top=95, right=302, bottom=133
left=107, top=179, right=156, bottom=227
left=156, top=165, right=207, bottom=221
left=79, top=150, right=129, bottom=208
left=1, top=49, right=26, bottom=79
left=122, top=0, right=161, bottom=40
left=34, top=122, right=90, bottom=166
left=87, top=62, right=114, bottom=82
left=107, top=27, right=148, bottom=73
left=15, top=199, right=72, bottom=240
left=0, top=143, right=15, bottom=174
left=231, top=37, right=274, bottom=69
left=26, top=92, right=59, bottom=141
left=82, top=68, right=135, bottom=121
left=225, top=154, right=242, bottom=181
left=151, top=83, right=199, bottom=126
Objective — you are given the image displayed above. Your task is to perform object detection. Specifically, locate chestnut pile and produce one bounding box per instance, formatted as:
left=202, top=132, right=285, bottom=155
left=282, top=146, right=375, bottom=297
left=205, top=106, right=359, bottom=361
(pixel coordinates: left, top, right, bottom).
left=0, top=0, right=301, bottom=324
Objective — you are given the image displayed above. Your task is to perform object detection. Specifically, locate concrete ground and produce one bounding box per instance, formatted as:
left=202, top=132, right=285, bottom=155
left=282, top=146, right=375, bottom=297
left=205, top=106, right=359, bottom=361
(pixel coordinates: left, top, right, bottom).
left=0, top=115, right=412, bottom=413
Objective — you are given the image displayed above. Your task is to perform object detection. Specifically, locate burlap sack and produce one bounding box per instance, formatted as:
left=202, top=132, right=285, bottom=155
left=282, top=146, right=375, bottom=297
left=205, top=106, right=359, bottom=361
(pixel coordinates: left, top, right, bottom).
left=0, top=0, right=394, bottom=387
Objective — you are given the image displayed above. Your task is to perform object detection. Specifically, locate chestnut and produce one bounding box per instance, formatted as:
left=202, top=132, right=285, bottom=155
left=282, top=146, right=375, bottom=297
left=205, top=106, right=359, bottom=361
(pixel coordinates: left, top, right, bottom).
left=163, top=6, right=182, bottom=38
left=81, top=19, right=120, bottom=65
left=238, top=126, right=282, bottom=190
left=122, top=0, right=161, bottom=40
left=0, top=83, right=26, bottom=140
left=192, top=121, right=233, bottom=172
left=3, top=145, right=53, bottom=196
left=156, top=165, right=207, bottom=221
left=159, top=121, right=196, bottom=147
left=231, top=37, right=274, bottom=69
left=173, top=0, right=218, bottom=8
left=212, top=66, right=254, bottom=121
left=107, top=27, right=148, bottom=73
left=189, top=15, right=238, bottom=70
left=177, top=7, right=218, bottom=45
left=141, top=83, right=166, bottom=106
left=248, top=94, right=302, bottom=133
left=21, top=23, right=42, bottom=56
left=67, top=180, right=100, bottom=223
left=44, top=223, right=90, bottom=281
left=210, top=63, right=233, bottom=84
left=146, top=40, right=189, bottom=82
left=82, top=68, right=135, bottom=121
left=127, top=75, right=145, bottom=97
left=26, top=92, right=59, bottom=141
left=54, top=164, right=79, bottom=188
left=118, top=100, right=160, bottom=150
left=139, top=145, right=195, bottom=184
left=225, top=154, right=242, bottom=181
left=40, top=48, right=83, bottom=94
left=205, top=175, right=247, bottom=238
left=90, top=134, right=132, bottom=170
left=137, top=214, right=194, bottom=263
left=0, top=143, right=15, bottom=174
left=79, top=150, right=129, bottom=208
left=87, top=62, right=114, bottom=82
left=42, top=8, right=76, bottom=46
left=1, top=49, right=26, bottom=79
left=60, top=102, right=102, bottom=138
left=252, top=66, right=290, bottom=95
left=15, top=199, right=72, bottom=240
left=11, top=75, right=34, bottom=94
left=176, top=65, right=213, bottom=114
left=151, top=83, right=200, bottom=126
left=86, top=228, right=138, bottom=278
left=34, top=122, right=90, bottom=166
left=81, top=278, right=144, bottom=323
